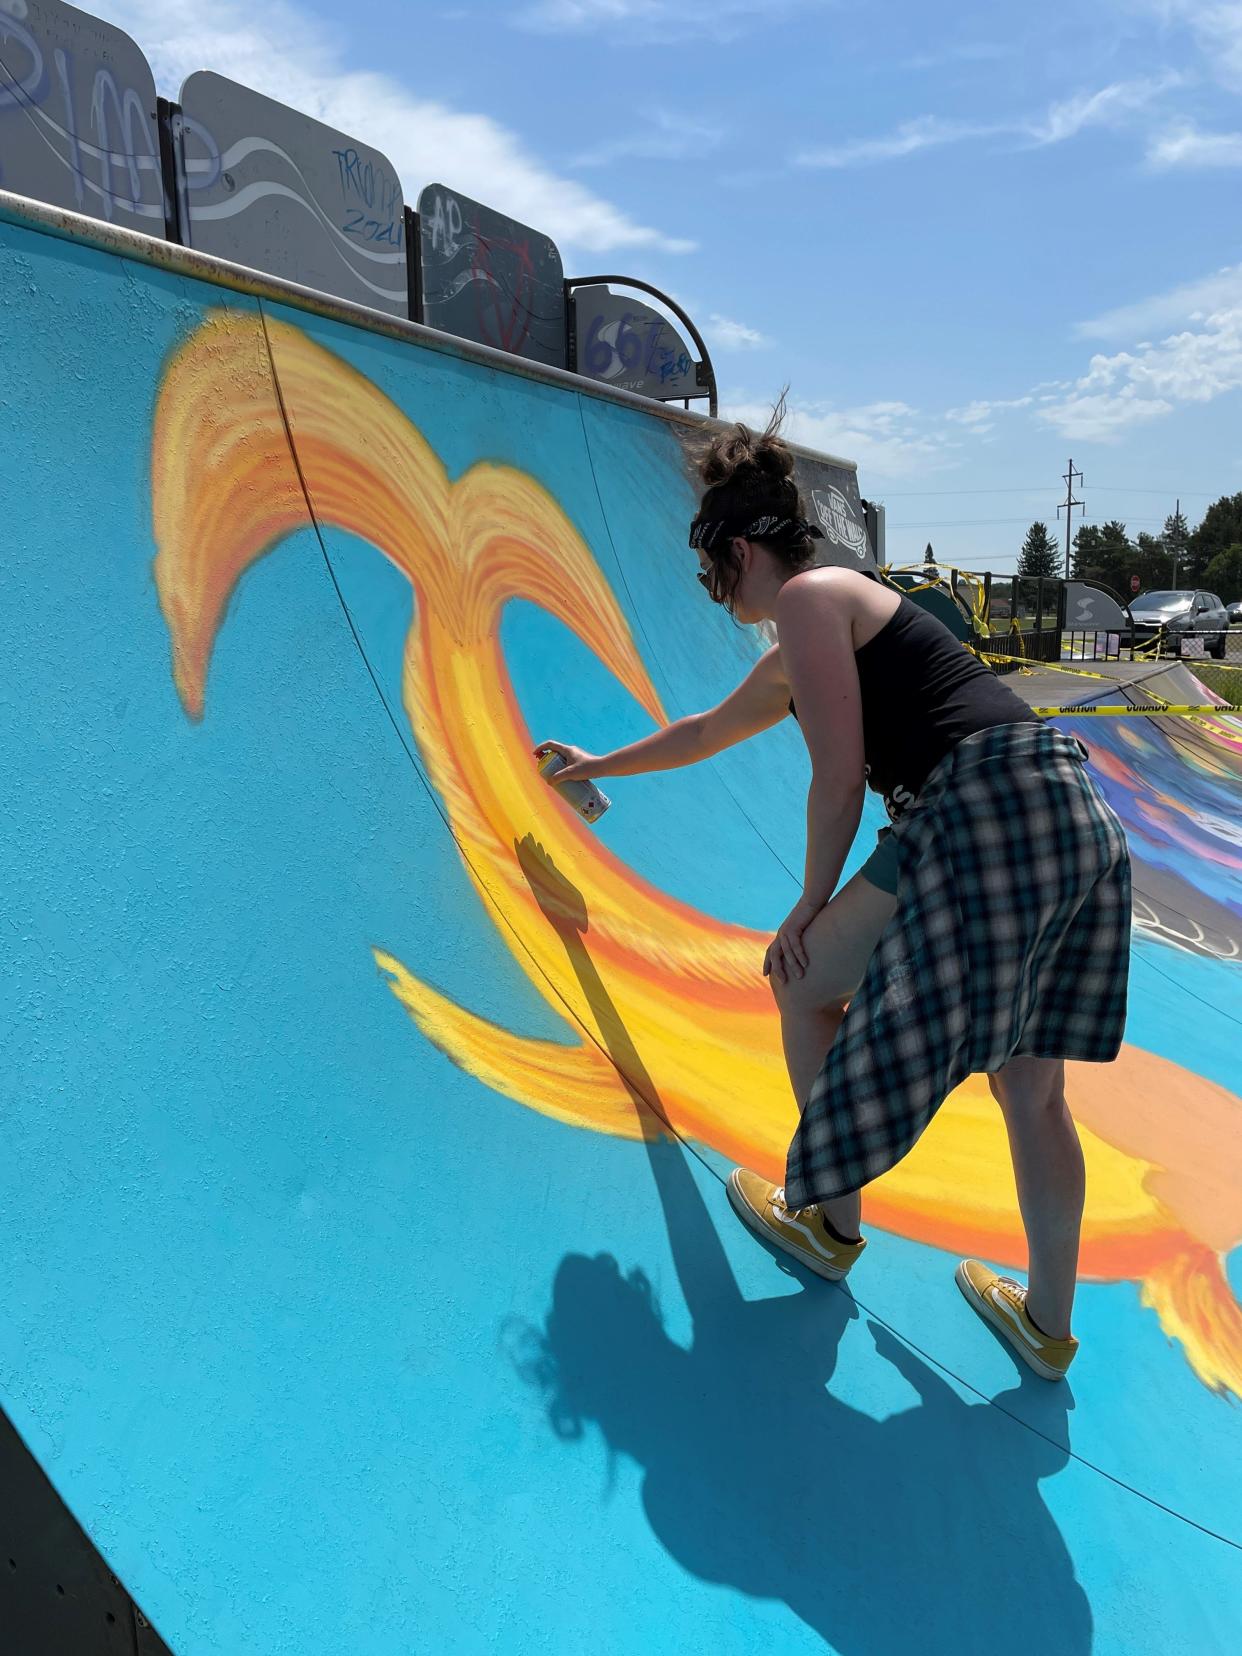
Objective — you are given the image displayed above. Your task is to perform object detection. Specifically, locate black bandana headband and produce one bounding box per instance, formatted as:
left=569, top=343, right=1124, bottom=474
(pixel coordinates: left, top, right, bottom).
left=688, top=513, right=825, bottom=552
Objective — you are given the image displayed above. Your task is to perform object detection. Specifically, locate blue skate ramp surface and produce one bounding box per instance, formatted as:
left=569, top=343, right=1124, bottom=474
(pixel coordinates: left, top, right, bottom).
left=2, top=193, right=1241, bottom=1653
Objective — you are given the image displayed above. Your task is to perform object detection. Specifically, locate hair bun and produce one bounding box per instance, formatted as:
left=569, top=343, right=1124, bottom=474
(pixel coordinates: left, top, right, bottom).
left=751, top=432, right=795, bottom=482
left=699, top=425, right=751, bottom=486
left=696, top=392, right=793, bottom=487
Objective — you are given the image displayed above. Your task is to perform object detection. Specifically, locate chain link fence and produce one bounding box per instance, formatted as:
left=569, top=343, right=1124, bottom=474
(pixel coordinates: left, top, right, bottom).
left=1133, top=626, right=1242, bottom=663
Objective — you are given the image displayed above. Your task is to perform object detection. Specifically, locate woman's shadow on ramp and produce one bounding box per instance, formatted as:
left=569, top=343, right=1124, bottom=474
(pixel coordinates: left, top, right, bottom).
left=511, top=836, right=1092, bottom=1656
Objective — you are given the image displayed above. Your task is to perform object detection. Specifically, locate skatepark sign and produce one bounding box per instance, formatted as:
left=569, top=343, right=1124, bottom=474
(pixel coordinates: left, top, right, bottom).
left=812, top=486, right=869, bottom=560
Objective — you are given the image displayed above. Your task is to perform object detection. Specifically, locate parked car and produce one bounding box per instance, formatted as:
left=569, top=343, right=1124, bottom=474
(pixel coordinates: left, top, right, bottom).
left=1228, top=600, right=1242, bottom=626
left=1121, top=589, right=1229, bottom=657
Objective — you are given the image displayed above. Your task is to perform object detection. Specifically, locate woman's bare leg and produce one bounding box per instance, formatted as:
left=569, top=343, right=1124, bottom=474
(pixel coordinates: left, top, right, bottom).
left=988, top=1057, right=1084, bottom=1339
left=770, top=870, right=897, bottom=1239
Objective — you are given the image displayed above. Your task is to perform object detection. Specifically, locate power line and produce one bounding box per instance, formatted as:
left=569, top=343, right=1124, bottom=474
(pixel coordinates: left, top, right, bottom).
left=879, top=486, right=1067, bottom=498
left=1089, top=487, right=1218, bottom=498
left=877, top=485, right=1221, bottom=499
left=886, top=513, right=1175, bottom=529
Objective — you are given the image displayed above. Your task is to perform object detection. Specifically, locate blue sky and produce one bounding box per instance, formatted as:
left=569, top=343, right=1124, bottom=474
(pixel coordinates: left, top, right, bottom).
left=110, top=0, right=1242, bottom=571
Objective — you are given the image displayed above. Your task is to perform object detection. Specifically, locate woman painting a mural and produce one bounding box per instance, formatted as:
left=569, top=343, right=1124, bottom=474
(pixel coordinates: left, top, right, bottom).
left=538, top=412, right=1131, bottom=1382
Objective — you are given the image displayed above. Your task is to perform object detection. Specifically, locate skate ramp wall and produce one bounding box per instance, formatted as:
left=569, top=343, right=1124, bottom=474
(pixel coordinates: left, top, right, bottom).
left=2, top=192, right=1241, bottom=1655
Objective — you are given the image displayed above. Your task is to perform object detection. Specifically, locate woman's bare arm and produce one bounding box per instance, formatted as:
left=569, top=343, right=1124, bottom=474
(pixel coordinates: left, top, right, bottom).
left=774, top=570, right=868, bottom=910
left=537, top=646, right=791, bottom=782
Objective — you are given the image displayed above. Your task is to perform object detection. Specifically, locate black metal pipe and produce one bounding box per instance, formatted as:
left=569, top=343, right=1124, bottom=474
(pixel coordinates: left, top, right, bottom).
left=156, top=98, right=183, bottom=245
left=404, top=206, right=422, bottom=325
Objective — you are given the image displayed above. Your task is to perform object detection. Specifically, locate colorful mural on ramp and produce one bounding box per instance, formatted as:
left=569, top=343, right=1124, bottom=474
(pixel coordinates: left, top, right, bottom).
left=2, top=195, right=1241, bottom=1655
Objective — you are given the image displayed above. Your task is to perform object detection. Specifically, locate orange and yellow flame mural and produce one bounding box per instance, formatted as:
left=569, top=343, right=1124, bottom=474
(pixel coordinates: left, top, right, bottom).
left=152, top=311, right=1242, bottom=1399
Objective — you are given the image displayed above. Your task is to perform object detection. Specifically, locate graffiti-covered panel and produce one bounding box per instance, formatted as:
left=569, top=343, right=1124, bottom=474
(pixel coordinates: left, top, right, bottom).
left=0, top=0, right=162, bottom=230
left=179, top=71, right=407, bottom=315
left=572, top=285, right=703, bottom=402
left=418, top=181, right=566, bottom=367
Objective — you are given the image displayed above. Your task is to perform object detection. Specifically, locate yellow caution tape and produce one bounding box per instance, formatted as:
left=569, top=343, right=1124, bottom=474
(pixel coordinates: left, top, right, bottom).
left=1035, top=703, right=1239, bottom=717
left=1132, top=635, right=1167, bottom=660
left=971, top=646, right=1239, bottom=714
left=973, top=648, right=1118, bottom=682
left=899, top=582, right=1239, bottom=718
left=883, top=563, right=990, bottom=631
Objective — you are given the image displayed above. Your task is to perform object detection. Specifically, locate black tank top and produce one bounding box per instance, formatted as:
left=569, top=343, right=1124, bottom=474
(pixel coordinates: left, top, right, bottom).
left=790, top=594, right=1039, bottom=819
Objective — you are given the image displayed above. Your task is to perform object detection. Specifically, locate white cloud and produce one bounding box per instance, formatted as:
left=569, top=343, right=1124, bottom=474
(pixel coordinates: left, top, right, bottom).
left=1038, top=308, right=1242, bottom=440
left=1026, top=74, right=1183, bottom=145
left=797, top=116, right=1000, bottom=168
left=797, top=75, right=1182, bottom=168
left=737, top=257, right=1242, bottom=457
left=1075, top=263, right=1242, bottom=339
left=1148, top=120, right=1242, bottom=167
left=707, top=314, right=769, bottom=350
left=722, top=397, right=956, bottom=479
left=1037, top=388, right=1176, bottom=441
left=910, top=262, right=1242, bottom=445
left=945, top=396, right=1034, bottom=425
left=573, top=112, right=724, bottom=169
left=516, top=0, right=812, bottom=41
left=104, top=0, right=693, bottom=256
left=1081, top=316, right=1242, bottom=400
left=1134, top=1, right=1242, bottom=90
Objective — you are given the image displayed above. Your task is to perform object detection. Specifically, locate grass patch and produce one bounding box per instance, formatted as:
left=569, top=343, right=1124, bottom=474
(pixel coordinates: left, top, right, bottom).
left=1192, top=661, right=1242, bottom=706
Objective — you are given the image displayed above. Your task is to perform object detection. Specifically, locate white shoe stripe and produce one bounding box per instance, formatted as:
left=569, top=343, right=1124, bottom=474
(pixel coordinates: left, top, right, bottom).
left=986, top=1286, right=1045, bottom=1352
left=770, top=1205, right=842, bottom=1262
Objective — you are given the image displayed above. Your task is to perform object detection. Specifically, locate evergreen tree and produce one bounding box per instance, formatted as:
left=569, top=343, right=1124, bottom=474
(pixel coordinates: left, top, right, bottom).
left=1070, top=523, right=1103, bottom=580
left=1017, top=521, right=1061, bottom=579
left=1070, top=522, right=1134, bottom=592
left=1136, top=530, right=1176, bottom=591
left=1187, top=492, right=1242, bottom=584
left=1096, top=521, right=1136, bottom=596
left=1202, top=544, right=1242, bottom=604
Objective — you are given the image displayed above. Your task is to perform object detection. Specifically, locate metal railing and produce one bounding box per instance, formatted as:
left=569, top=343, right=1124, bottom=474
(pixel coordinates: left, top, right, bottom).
left=978, top=573, right=1066, bottom=663
left=883, top=568, right=1240, bottom=675
left=1132, top=626, right=1240, bottom=662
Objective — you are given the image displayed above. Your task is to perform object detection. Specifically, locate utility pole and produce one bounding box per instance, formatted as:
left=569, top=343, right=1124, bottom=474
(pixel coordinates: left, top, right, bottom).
left=1058, top=459, right=1084, bottom=580
left=1170, top=497, right=1182, bottom=589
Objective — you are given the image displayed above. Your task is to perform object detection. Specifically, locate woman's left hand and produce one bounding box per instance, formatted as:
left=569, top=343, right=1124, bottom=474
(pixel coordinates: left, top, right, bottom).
left=764, top=896, right=822, bottom=986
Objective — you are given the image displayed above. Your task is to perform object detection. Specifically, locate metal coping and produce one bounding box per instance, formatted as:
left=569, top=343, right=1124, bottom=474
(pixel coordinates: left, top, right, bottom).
left=0, top=188, right=857, bottom=473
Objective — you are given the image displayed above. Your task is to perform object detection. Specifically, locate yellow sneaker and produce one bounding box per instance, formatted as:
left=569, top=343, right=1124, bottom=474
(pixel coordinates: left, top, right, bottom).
left=727, top=1168, right=866, bottom=1282
left=955, top=1260, right=1079, bottom=1381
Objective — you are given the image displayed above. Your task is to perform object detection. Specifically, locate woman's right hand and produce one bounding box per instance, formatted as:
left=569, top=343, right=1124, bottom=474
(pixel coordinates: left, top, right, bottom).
left=534, top=741, right=601, bottom=784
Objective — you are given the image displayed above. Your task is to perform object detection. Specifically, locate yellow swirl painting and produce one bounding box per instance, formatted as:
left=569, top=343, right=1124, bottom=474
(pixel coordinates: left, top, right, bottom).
left=151, top=311, right=1242, bottom=1399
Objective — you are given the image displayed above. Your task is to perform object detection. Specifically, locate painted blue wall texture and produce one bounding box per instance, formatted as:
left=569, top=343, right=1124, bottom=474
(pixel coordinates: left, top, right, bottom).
left=1, top=194, right=1241, bottom=1655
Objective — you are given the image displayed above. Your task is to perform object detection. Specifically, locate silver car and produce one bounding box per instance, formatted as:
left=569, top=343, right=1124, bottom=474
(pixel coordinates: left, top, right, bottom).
left=1123, top=589, right=1229, bottom=658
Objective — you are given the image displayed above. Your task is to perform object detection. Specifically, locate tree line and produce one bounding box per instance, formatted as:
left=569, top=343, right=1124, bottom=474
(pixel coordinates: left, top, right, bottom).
left=1014, top=492, right=1242, bottom=601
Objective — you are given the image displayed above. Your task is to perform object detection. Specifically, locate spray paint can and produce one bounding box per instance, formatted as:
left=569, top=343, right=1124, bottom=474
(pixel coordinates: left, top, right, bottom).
left=536, top=749, right=611, bottom=824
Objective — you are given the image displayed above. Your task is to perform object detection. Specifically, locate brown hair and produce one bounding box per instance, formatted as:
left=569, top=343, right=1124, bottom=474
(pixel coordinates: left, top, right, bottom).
left=691, top=394, right=817, bottom=609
